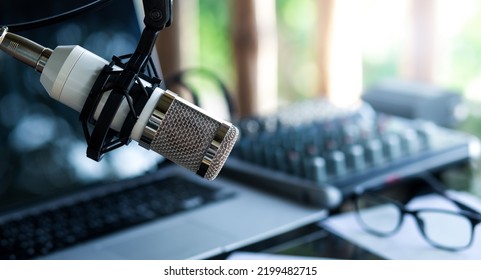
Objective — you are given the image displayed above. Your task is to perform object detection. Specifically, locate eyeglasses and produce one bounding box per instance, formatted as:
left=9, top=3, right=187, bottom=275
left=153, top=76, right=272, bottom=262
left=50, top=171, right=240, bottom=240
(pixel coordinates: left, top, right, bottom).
left=353, top=173, right=481, bottom=251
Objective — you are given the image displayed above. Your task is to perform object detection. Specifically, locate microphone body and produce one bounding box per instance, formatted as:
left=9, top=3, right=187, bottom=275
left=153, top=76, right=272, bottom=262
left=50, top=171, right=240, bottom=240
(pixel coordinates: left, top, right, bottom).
left=0, top=28, right=238, bottom=180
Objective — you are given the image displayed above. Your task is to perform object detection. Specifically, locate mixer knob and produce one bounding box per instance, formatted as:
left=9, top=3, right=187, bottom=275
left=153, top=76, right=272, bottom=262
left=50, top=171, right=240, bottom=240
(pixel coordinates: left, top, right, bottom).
left=365, top=139, right=383, bottom=166
left=326, top=151, right=347, bottom=177
left=304, top=157, right=327, bottom=183
left=415, top=120, right=436, bottom=148
left=346, top=144, right=366, bottom=171
left=287, top=150, right=303, bottom=177
left=274, top=149, right=288, bottom=173
left=400, top=129, right=420, bottom=155
left=383, top=134, right=402, bottom=160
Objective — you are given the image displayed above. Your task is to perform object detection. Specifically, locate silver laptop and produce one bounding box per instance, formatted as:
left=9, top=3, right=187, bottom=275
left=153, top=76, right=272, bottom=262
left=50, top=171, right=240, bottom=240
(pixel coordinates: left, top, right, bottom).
left=0, top=0, right=327, bottom=259
left=42, top=166, right=327, bottom=260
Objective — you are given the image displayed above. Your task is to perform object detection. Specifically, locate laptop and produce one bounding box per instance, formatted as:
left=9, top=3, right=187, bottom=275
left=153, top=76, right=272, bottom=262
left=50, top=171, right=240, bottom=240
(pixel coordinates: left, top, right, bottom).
left=0, top=0, right=327, bottom=259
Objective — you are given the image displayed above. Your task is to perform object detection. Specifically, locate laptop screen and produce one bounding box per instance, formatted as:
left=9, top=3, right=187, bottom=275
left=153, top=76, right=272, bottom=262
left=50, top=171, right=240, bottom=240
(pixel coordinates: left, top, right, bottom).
left=0, top=0, right=162, bottom=211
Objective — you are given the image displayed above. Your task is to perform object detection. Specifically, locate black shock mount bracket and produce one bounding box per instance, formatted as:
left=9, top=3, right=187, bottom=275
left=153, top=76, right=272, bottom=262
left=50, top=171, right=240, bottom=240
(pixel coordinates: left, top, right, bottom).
left=79, top=0, right=173, bottom=161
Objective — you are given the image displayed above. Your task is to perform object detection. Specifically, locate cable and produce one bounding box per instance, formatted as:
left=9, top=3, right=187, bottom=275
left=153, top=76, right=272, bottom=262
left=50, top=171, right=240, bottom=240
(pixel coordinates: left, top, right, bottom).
left=3, top=0, right=114, bottom=32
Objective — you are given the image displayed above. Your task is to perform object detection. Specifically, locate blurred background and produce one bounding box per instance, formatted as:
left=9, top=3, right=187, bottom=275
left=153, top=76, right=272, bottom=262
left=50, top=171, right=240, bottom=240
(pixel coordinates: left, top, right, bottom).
left=2, top=0, right=481, bottom=260
left=2, top=0, right=481, bottom=205
left=158, top=0, right=481, bottom=136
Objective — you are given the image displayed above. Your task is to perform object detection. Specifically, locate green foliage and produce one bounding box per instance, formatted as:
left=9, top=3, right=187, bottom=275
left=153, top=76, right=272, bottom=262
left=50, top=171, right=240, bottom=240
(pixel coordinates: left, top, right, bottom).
left=277, top=0, right=318, bottom=102
left=197, top=0, right=233, bottom=88
left=445, top=8, right=481, bottom=91
left=362, top=51, right=399, bottom=88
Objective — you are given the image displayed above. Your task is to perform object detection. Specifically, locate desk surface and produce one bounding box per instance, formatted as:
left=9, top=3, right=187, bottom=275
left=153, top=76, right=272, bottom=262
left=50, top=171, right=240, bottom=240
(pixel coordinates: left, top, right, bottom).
left=216, top=161, right=481, bottom=260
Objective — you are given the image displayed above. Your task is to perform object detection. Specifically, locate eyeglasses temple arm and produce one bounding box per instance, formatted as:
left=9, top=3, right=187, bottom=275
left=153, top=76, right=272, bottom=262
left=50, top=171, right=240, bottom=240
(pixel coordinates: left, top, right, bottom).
left=420, top=172, right=481, bottom=217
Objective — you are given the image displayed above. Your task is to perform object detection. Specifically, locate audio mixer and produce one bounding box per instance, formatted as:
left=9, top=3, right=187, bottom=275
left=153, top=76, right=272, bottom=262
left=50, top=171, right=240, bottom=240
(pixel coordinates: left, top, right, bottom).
left=223, top=99, right=479, bottom=208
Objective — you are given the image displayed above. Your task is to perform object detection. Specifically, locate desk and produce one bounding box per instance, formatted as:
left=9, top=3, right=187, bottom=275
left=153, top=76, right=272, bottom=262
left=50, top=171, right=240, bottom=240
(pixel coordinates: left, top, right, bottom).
left=216, top=162, right=481, bottom=260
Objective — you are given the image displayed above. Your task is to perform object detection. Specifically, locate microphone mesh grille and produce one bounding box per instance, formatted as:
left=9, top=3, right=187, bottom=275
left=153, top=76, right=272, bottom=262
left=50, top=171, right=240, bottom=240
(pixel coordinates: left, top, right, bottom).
left=149, top=96, right=238, bottom=179
left=204, top=125, right=239, bottom=180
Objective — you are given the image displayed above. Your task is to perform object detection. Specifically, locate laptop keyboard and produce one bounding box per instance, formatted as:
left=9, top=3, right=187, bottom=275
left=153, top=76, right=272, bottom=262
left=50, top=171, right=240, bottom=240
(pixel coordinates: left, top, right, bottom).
left=0, top=176, right=234, bottom=260
left=223, top=99, right=477, bottom=207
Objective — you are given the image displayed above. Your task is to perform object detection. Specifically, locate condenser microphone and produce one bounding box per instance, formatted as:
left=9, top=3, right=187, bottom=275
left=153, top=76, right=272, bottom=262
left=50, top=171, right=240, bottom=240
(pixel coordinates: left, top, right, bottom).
left=0, top=27, right=238, bottom=180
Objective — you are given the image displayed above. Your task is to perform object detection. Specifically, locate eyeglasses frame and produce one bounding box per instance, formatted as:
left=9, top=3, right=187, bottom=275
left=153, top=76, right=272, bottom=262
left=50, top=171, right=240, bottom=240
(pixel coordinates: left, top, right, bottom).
left=353, top=172, right=481, bottom=251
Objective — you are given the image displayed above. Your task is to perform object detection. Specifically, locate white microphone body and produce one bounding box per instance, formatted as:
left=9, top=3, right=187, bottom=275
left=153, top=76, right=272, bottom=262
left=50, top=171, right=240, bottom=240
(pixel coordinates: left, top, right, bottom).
left=0, top=28, right=239, bottom=180
left=40, top=45, right=159, bottom=142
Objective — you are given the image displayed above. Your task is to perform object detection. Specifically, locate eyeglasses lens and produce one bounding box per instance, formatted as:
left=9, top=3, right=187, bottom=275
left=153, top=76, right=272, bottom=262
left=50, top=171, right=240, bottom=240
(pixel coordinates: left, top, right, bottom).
left=417, top=211, right=472, bottom=249
left=356, top=194, right=401, bottom=235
